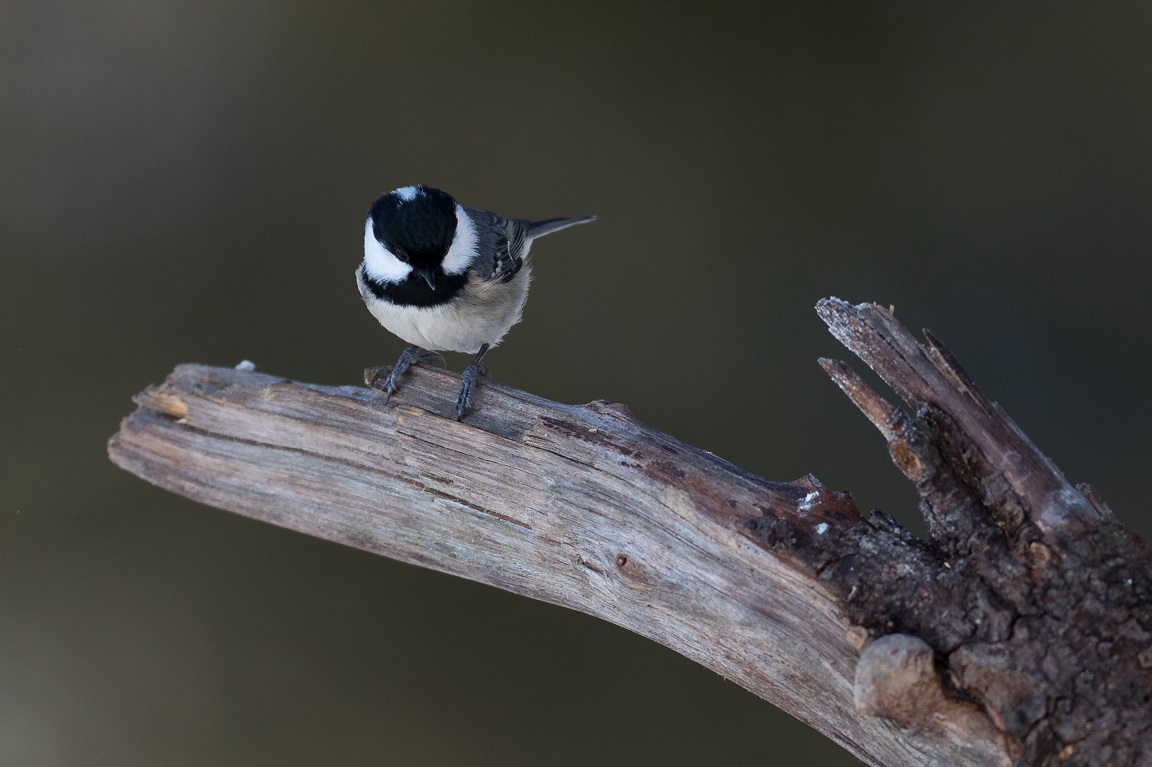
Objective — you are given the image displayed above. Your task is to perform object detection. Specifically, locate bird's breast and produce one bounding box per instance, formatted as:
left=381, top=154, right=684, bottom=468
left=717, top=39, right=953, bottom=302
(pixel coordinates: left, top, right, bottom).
left=359, top=267, right=531, bottom=354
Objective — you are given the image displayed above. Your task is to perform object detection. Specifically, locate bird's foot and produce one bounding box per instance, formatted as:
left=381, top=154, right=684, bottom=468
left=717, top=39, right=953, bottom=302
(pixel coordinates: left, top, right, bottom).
left=365, top=344, right=433, bottom=403
left=454, top=343, right=491, bottom=421
left=454, top=362, right=488, bottom=421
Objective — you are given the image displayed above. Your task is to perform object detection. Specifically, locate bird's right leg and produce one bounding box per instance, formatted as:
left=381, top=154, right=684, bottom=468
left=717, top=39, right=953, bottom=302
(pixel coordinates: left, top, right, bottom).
left=365, top=344, right=436, bottom=402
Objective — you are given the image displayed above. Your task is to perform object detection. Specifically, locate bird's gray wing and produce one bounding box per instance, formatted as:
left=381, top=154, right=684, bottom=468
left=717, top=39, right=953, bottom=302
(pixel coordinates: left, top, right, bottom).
left=465, top=208, right=532, bottom=284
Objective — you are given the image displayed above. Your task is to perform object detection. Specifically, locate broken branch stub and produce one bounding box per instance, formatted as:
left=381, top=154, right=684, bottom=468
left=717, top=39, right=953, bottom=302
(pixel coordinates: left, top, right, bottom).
left=805, top=298, right=1152, bottom=766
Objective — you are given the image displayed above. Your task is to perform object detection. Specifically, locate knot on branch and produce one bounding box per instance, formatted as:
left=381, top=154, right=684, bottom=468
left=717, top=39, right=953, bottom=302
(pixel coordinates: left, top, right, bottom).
left=854, top=634, right=1013, bottom=765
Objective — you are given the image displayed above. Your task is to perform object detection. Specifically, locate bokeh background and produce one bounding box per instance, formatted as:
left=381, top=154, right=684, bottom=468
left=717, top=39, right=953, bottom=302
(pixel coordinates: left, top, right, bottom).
left=5, top=2, right=1152, bottom=765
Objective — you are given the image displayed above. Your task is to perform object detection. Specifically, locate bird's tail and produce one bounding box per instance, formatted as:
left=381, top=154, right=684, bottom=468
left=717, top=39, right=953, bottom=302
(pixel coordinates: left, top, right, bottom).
left=527, top=215, right=596, bottom=239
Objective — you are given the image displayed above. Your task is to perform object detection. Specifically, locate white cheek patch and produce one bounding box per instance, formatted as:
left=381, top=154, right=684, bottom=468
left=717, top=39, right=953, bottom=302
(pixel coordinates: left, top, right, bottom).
left=441, top=205, right=478, bottom=275
left=363, top=219, right=412, bottom=283
left=394, top=185, right=420, bottom=201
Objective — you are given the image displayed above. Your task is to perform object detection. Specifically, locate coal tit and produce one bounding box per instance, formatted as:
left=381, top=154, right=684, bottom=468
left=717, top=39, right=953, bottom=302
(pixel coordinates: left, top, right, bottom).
left=357, top=185, right=594, bottom=420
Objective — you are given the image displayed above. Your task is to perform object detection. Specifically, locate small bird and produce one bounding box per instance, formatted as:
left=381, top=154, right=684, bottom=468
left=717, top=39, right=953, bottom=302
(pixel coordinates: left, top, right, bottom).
left=357, top=185, right=594, bottom=420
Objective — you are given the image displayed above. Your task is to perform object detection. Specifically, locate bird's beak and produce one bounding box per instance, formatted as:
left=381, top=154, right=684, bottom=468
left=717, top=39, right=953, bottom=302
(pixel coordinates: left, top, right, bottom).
left=415, top=268, right=437, bottom=291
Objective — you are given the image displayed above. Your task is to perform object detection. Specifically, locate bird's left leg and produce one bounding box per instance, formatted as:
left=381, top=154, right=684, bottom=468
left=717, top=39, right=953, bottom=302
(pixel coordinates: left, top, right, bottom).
left=365, top=344, right=437, bottom=402
left=454, top=343, right=490, bottom=421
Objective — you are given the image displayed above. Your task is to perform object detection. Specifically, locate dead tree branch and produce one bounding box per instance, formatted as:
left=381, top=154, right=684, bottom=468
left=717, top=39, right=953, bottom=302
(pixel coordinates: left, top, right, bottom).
left=108, top=299, right=1152, bottom=767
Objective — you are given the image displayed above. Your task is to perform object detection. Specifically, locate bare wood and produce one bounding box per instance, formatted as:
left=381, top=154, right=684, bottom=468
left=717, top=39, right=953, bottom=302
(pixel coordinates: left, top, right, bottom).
left=108, top=299, right=1152, bottom=767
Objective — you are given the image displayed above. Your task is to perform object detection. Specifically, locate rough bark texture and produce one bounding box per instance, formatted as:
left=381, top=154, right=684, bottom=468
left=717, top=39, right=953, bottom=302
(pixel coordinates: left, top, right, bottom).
left=812, top=300, right=1152, bottom=766
left=107, top=299, right=1152, bottom=767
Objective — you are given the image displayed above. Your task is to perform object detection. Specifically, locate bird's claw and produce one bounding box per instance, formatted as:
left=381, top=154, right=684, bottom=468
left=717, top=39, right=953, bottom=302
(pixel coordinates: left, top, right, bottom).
left=367, top=345, right=426, bottom=403
left=454, top=361, right=488, bottom=421
left=380, top=374, right=402, bottom=404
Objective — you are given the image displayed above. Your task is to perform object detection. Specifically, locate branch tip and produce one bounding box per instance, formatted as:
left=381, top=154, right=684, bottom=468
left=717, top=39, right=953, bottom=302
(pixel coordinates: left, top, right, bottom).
left=819, top=357, right=905, bottom=442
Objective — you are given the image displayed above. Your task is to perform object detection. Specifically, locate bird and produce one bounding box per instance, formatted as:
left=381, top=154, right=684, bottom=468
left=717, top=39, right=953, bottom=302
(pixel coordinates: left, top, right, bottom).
left=356, top=185, right=594, bottom=420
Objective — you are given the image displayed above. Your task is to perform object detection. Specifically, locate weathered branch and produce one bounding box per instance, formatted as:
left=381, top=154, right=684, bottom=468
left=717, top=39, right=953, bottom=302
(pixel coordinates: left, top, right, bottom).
left=108, top=299, right=1152, bottom=767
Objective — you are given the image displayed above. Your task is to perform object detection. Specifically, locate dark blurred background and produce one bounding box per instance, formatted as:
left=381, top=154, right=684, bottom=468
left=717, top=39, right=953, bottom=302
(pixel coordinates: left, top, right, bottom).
left=4, top=2, right=1152, bottom=765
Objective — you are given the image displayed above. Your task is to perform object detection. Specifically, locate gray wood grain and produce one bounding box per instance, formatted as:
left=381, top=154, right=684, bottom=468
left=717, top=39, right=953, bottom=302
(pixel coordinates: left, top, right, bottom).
left=108, top=361, right=996, bottom=767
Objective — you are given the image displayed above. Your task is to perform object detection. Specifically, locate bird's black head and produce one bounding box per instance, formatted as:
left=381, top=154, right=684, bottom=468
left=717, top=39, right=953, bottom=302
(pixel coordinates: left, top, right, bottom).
left=368, top=185, right=458, bottom=271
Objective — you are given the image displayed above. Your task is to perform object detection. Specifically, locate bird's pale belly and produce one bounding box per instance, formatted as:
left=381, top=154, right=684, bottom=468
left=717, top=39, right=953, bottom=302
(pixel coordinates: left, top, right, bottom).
left=364, top=269, right=531, bottom=354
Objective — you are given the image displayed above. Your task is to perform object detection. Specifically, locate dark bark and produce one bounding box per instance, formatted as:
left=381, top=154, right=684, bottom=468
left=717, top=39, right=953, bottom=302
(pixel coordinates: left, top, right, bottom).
left=803, top=299, right=1152, bottom=765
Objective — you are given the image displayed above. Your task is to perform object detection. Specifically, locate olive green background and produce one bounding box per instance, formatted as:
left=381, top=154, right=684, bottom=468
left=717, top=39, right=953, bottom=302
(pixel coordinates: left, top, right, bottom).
left=5, top=2, right=1152, bottom=765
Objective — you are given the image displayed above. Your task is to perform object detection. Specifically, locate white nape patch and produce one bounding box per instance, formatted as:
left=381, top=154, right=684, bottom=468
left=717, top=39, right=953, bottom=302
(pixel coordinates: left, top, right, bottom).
left=363, top=219, right=412, bottom=283
left=394, top=185, right=420, bottom=201
left=234, top=360, right=256, bottom=371
left=441, top=204, right=479, bottom=275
